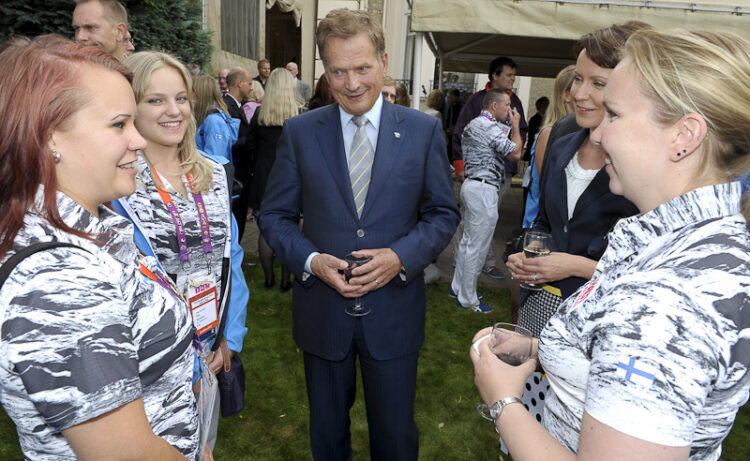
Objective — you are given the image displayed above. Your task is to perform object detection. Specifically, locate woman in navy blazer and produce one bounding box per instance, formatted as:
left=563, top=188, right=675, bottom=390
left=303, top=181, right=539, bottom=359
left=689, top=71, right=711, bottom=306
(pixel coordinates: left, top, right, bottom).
left=507, top=22, right=644, bottom=337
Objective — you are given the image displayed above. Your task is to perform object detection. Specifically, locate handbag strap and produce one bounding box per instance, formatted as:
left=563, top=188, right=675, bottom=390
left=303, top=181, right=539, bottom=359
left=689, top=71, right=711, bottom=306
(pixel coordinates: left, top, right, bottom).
left=0, top=242, right=85, bottom=290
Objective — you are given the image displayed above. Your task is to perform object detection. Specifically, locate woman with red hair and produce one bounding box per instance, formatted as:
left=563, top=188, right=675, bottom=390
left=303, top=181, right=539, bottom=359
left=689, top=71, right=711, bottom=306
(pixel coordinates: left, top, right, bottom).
left=0, top=35, right=201, bottom=460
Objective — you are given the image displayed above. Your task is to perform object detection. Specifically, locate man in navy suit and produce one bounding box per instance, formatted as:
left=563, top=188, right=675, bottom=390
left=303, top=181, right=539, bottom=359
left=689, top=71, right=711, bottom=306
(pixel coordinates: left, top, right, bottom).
left=258, top=8, right=459, bottom=460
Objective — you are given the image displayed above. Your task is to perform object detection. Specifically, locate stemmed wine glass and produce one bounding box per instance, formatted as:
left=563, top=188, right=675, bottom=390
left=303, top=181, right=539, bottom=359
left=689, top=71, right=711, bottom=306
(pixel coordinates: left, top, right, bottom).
left=475, top=323, right=535, bottom=421
left=344, top=253, right=373, bottom=317
left=520, top=231, right=552, bottom=291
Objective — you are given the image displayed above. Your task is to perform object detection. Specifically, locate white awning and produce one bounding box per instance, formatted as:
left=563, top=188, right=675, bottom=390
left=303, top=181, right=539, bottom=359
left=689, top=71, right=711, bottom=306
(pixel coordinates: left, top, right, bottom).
left=412, top=0, right=750, bottom=77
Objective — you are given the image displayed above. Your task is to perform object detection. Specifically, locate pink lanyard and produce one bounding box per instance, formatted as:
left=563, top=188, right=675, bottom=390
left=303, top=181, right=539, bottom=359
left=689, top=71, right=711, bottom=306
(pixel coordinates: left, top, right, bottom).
left=154, top=172, right=214, bottom=271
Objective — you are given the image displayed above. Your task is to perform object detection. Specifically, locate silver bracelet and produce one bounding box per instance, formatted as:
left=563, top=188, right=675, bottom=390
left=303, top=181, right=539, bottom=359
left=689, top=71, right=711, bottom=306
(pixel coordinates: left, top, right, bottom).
left=489, top=396, right=523, bottom=433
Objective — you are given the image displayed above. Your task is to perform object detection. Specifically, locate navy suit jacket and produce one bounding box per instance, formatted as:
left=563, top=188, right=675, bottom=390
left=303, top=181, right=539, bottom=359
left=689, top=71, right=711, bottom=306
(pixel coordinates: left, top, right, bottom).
left=258, top=102, right=460, bottom=361
left=533, top=128, right=639, bottom=300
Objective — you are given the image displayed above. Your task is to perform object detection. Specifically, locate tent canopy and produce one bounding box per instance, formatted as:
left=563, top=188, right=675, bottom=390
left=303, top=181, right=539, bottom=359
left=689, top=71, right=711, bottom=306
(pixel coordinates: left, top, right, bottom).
left=413, top=0, right=750, bottom=77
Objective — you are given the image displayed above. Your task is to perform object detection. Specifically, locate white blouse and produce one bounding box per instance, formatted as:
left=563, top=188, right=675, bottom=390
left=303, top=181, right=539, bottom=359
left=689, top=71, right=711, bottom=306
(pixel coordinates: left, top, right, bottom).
left=564, top=152, right=599, bottom=220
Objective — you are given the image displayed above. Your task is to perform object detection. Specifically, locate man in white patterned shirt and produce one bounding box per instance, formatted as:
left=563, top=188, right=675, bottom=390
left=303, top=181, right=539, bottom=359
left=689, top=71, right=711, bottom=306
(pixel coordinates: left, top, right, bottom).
left=451, top=89, right=523, bottom=313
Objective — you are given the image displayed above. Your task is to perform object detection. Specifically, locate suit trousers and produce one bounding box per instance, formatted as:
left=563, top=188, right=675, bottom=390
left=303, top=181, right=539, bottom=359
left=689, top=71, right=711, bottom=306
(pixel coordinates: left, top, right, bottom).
left=451, top=179, right=499, bottom=308
left=303, top=319, right=419, bottom=461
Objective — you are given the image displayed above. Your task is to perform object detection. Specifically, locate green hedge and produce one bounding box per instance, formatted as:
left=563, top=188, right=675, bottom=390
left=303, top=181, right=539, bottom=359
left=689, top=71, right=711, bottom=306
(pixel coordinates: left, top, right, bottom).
left=0, top=0, right=212, bottom=68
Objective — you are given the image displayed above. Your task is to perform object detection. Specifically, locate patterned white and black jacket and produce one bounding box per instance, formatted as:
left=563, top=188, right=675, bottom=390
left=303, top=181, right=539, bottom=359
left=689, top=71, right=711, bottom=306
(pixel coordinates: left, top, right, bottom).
left=461, top=110, right=517, bottom=187
left=540, top=182, right=750, bottom=460
left=0, top=188, right=199, bottom=460
left=119, top=153, right=248, bottom=362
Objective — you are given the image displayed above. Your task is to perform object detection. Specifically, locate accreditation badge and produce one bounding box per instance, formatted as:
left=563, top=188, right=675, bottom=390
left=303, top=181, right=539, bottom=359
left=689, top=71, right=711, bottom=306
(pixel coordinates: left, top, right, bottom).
left=186, top=277, right=219, bottom=341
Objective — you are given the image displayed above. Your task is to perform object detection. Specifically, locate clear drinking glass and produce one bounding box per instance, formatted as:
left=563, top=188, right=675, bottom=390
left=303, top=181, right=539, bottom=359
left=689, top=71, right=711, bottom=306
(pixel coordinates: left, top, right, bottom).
left=520, top=231, right=552, bottom=291
left=344, top=253, right=373, bottom=317
left=475, top=323, right=535, bottom=421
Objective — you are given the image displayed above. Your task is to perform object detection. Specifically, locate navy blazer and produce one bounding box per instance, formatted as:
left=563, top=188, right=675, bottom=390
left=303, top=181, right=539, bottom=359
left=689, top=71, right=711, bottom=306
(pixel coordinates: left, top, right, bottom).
left=258, top=102, right=460, bottom=361
left=534, top=128, right=638, bottom=300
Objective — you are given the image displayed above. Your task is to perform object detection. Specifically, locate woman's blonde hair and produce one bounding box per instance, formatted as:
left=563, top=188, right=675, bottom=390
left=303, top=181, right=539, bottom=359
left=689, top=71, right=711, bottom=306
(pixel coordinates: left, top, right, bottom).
left=193, top=75, right=228, bottom=126
left=542, top=65, right=576, bottom=130
left=124, top=51, right=213, bottom=192
left=248, top=79, right=264, bottom=103
left=623, top=28, right=750, bottom=223
left=257, top=68, right=298, bottom=127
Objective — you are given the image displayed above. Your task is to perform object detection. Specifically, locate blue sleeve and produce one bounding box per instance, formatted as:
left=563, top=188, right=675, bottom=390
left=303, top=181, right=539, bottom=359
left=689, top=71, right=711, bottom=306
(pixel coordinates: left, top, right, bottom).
left=192, top=354, right=200, bottom=384
left=223, top=214, right=249, bottom=353
left=389, top=117, right=461, bottom=281
left=196, top=117, right=232, bottom=164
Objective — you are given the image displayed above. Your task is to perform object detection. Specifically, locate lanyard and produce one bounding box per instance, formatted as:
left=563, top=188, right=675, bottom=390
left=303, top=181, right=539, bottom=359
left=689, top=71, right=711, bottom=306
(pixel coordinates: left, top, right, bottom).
left=140, top=261, right=202, bottom=352
left=139, top=262, right=183, bottom=301
left=153, top=171, right=213, bottom=272
left=480, top=110, right=496, bottom=123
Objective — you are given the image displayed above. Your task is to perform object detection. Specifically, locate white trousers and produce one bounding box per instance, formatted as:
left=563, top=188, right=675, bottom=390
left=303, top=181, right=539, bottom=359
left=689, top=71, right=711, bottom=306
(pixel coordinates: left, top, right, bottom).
left=451, top=179, right=499, bottom=308
left=452, top=172, right=511, bottom=267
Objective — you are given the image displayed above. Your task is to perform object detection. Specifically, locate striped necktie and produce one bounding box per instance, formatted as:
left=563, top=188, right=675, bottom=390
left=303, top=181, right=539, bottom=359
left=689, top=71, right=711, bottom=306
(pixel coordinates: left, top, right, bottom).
left=349, top=116, right=374, bottom=217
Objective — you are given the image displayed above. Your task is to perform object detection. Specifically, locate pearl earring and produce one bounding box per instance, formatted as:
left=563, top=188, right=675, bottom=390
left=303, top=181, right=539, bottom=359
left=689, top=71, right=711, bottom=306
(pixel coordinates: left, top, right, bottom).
left=52, top=149, right=61, bottom=163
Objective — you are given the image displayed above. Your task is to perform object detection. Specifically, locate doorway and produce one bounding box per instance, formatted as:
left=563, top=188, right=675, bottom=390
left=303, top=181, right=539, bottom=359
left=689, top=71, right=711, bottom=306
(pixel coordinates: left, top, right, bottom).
left=265, top=3, right=300, bottom=70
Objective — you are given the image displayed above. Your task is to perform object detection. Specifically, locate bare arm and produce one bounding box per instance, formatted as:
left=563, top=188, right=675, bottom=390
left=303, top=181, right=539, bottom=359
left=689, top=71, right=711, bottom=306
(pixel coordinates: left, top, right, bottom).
left=534, top=127, right=552, bottom=176
left=470, top=338, right=690, bottom=461
left=62, top=399, right=189, bottom=461
left=506, top=109, right=524, bottom=162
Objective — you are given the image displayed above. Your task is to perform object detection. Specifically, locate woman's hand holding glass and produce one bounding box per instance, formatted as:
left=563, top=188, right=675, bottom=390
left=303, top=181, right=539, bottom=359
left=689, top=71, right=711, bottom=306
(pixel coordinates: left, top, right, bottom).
left=471, top=324, right=538, bottom=420
left=508, top=251, right=593, bottom=286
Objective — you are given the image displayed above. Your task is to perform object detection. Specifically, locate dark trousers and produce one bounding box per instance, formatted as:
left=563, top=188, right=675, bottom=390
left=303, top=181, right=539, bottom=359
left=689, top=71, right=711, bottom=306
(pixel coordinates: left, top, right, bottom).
left=303, top=320, right=419, bottom=461
left=231, top=181, right=250, bottom=240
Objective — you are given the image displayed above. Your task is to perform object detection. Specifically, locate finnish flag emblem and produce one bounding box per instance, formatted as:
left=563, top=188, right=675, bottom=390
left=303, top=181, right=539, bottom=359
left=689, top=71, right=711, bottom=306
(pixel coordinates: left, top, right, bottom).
left=616, top=357, right=656, bottom=387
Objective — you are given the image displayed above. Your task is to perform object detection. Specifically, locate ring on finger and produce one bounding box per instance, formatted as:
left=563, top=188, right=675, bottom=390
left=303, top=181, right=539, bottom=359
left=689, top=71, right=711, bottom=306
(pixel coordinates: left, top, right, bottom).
left=374, top=279, right=380, bottom=286
left=533, top=273, right=538, bottom=282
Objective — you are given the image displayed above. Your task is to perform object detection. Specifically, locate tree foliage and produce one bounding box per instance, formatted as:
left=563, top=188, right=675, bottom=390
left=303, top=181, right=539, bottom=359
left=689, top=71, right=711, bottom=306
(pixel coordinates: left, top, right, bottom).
left=0, top=0, right=213, bottom=68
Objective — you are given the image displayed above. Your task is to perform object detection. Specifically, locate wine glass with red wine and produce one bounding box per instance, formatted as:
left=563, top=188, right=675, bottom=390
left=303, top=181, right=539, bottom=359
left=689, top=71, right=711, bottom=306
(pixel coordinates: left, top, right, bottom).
left=475, top=323, right=535, bottom=420
left=344, top=253, right=373, bottom=317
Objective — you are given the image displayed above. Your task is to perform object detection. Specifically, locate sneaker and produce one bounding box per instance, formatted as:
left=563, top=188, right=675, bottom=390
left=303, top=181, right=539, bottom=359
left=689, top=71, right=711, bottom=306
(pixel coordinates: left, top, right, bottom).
left=471, top=301, right=494, bottom=314
left=456, top=300, right=494, bottom=314
left=482, top=265, right=505, bottom=279
left=449, top=288, right=482, bottom=300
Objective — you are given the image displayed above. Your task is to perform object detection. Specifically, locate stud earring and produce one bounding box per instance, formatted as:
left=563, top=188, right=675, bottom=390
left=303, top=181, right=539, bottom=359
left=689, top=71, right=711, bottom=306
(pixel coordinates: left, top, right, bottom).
left=52, top=149, right=61, bottom=163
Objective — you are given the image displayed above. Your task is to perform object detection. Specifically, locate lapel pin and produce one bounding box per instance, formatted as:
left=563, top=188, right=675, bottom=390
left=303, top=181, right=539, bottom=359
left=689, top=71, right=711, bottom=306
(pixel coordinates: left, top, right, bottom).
left=393, top=132, right=401, bottom=139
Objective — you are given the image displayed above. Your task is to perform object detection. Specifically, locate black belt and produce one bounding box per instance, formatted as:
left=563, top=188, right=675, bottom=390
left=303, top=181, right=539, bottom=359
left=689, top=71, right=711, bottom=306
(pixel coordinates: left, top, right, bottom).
left=467, top=177, right=497, bottom=186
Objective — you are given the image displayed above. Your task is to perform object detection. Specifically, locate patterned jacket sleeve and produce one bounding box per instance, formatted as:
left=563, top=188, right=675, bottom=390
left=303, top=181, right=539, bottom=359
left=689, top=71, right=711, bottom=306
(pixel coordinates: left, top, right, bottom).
left=1, top=248, right=141, bottom=432
left=584, top=270, right=724, bottom=447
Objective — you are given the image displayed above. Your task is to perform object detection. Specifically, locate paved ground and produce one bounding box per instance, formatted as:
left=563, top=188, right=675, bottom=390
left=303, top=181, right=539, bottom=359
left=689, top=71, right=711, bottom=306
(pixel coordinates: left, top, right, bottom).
left=241, top=176, right=526, bottom=292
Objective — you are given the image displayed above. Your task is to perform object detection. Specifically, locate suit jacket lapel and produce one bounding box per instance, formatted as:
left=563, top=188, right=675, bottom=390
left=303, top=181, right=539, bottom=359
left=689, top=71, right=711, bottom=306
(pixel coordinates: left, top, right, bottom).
left=553, top=130, right=583, bottom=225
left=361, top=103, right=403, bottom=218
left=314, top=105, right=358, bottom=218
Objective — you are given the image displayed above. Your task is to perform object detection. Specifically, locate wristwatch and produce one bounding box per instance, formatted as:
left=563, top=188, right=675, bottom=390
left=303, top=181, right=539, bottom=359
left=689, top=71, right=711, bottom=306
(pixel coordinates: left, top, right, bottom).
left=489, top=396, right=523, bottom=423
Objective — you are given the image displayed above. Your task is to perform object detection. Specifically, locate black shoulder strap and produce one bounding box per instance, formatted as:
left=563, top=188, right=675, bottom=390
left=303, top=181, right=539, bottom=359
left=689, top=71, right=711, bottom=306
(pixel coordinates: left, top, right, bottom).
left=221, top=161, right=235, bottom=206
left=0, top=242, right=85, bottom=290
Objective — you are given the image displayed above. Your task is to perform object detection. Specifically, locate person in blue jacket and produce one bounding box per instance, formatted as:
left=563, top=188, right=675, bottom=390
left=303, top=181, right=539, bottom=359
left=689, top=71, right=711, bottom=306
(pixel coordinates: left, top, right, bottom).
left=194, top=75, right=240, bottom=164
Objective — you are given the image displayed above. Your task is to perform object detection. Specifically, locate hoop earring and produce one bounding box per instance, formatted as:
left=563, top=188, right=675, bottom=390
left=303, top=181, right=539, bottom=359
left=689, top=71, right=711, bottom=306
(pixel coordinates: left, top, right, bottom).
left=52, top=149, right=61, bottom=164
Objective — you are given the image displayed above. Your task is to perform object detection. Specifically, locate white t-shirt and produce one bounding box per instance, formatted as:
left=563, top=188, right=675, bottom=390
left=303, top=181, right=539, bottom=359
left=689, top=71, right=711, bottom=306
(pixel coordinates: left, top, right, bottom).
left=539, top=182, right=750, bottom=460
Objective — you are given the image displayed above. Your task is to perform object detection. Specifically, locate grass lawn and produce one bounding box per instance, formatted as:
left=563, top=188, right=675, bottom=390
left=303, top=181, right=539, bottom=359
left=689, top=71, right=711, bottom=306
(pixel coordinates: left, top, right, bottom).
left=1, top=255, right=749, bottom=460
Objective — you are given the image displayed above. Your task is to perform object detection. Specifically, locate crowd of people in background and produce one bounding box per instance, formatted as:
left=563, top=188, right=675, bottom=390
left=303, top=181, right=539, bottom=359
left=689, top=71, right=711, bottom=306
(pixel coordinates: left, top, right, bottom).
left=0, top=1, right=749, bottom=460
